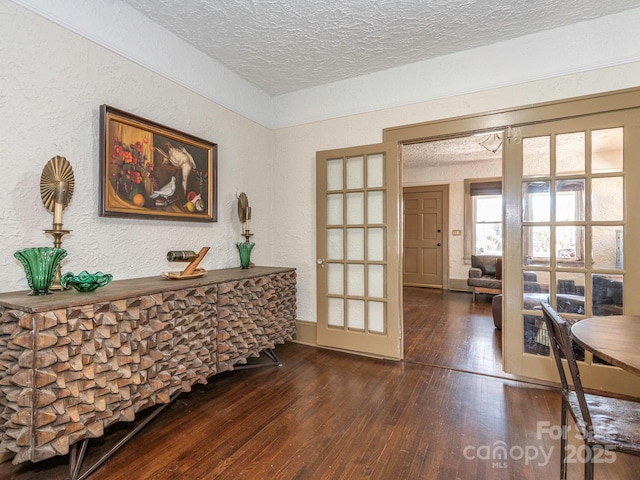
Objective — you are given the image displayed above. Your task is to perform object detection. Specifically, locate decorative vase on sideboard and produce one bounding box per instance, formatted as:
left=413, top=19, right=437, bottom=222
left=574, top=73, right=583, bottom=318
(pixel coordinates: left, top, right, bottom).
left=236, top=242, right=255, bottom=269
left=13, top=247, right=67, bottom=295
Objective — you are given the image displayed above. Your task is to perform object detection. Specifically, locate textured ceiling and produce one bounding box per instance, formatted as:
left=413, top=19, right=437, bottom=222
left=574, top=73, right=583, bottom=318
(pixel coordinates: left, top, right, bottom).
left=123, top=0, right=640, bottom=96
left=402, top=128, right=622, bottom=170
left=403, top=134, right=501, bottom=169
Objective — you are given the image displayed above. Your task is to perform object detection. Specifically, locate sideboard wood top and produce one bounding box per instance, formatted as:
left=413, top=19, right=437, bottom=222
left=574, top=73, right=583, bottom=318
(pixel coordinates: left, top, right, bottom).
left=0, top=266, right=295, bottom=313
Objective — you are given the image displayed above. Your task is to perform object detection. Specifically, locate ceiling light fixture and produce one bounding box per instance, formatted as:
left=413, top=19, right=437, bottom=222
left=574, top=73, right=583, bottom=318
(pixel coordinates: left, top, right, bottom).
left=479, top=132, right=502, bottom=154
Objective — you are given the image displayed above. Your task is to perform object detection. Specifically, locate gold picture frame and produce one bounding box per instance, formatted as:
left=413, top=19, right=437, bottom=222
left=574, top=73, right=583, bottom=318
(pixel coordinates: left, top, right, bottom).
left=99, top=105, right=217, bottom=222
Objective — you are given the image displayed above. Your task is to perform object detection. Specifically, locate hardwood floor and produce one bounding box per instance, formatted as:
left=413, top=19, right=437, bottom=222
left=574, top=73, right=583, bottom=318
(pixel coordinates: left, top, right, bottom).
left=2, top=288, right=639, bottom=479
left=403, top=287, right=511, bottom=378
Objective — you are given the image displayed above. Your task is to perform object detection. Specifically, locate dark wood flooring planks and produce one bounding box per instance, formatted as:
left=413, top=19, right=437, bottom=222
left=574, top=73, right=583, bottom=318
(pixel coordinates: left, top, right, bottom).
left=403, top=287, right=510, bottom=378
left=2, top=287, right=640, bottom=479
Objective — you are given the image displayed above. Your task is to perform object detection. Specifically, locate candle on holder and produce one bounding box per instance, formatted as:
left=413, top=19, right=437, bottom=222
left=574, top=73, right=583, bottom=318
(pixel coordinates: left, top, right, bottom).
left=245, top=206, right=251, bottom=233
left=53, top=201, right=63, bottom=225
left=53, top=181, right=67, bottom=225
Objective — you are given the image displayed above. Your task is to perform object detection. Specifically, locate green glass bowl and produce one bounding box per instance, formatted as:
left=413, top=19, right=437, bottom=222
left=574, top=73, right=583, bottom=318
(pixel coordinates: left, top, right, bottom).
left=61, top=271, right=113, bottom=292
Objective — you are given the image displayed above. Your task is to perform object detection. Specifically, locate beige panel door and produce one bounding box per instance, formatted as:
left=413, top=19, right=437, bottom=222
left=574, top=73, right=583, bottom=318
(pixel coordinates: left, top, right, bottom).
left=316, top=142, right=402, bottom=359
left=403, top=186, right=447, bottom=287
left=503, top=109, right=640, bottom=397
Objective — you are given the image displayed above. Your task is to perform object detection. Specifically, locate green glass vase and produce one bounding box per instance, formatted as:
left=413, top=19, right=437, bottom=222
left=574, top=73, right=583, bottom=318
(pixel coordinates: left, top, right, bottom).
left=236, top=242, right=255, bottom=269
left=14, top=247, right=67, bottom=295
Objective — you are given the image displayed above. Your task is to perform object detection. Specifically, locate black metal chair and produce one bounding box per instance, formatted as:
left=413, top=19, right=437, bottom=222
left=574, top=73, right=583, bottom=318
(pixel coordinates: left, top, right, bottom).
left=540, top=302, right=640, bottom=480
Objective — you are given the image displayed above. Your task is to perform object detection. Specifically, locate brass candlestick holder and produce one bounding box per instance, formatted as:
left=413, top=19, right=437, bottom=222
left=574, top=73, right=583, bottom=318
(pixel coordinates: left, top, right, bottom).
left=237, top=192, right=254, bottom=267
left=40, top=156, right=75, bottom=291
left=44, top=225, right=71, bottom=290
left=238, top=192, right=252, bottom=239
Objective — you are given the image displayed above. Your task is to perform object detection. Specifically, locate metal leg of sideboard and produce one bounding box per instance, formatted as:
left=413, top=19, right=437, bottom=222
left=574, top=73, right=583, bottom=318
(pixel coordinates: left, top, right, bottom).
left=233, top=348, right=282, bottom=370
left=69, top=393, right=181, bottom=480
left=67, top=346, right=282, bottom=479
left=263, top=348, right=282, bottom=366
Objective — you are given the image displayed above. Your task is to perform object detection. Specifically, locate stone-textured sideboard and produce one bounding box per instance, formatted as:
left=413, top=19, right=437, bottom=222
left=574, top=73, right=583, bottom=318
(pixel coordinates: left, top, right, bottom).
left=0, top=267, right=296, bottom=464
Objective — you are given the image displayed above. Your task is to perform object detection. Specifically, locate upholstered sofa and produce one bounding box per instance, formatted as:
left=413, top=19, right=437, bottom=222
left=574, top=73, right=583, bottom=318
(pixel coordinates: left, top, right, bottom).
left=468, top=255, right=540, bottom=301
left=467, top=255, right=502, bottom=301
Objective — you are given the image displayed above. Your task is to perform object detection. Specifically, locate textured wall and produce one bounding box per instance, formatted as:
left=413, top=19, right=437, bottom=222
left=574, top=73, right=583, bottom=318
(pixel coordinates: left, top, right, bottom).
left=0, top=1, right=273, bottom=295
left=273, top=64, right=640, bottom=322
left=4, top=0, right=640, bottom=326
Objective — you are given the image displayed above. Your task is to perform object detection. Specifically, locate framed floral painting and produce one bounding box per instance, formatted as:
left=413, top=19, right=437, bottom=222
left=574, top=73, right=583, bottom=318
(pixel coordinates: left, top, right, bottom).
left=99, top=105, right=217, bottom=222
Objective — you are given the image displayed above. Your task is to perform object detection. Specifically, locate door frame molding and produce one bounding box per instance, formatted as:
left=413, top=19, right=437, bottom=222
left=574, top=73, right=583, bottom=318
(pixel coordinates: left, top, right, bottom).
left=384, top=87, right=640, bottom=145
left=305, top=87, right=640, bottom=388
left=384, top=86, right=640, bottom=390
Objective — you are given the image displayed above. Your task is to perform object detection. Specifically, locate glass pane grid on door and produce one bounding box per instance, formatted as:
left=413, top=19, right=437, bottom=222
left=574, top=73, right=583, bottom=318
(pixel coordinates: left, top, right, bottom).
left=325, top=153, right=388, bottom=335
left=520, top=126, right=625, bottom=359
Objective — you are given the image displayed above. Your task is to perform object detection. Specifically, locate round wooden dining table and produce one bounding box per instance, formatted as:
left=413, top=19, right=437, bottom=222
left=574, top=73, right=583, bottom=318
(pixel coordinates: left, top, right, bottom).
left=571, top=315, right=640, bottom=376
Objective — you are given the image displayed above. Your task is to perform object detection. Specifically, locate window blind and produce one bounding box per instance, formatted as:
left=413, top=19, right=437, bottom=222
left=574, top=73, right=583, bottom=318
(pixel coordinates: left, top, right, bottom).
left=469, top=180, right=502, bottom=196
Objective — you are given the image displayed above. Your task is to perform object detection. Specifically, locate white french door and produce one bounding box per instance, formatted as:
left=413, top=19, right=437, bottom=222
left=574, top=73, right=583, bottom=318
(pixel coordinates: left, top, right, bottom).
left=316, top=142, right=402, bottom=359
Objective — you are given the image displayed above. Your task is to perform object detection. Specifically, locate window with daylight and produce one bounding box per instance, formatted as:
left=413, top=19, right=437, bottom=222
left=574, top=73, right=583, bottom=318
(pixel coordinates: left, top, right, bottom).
left=522, top=180, right=585, bottom=265
left=464, top=178, right=503, bottom=258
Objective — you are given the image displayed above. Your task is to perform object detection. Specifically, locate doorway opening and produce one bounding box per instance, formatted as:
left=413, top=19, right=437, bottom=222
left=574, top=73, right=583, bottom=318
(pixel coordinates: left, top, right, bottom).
left=315, top=88, right=640, bottom=392
left=401, top=133, right=507, bottom=377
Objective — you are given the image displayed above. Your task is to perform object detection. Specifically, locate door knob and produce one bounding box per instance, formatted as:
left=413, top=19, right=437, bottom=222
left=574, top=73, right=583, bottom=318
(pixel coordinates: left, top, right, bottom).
left=437, top=243, right=442, bottom=247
